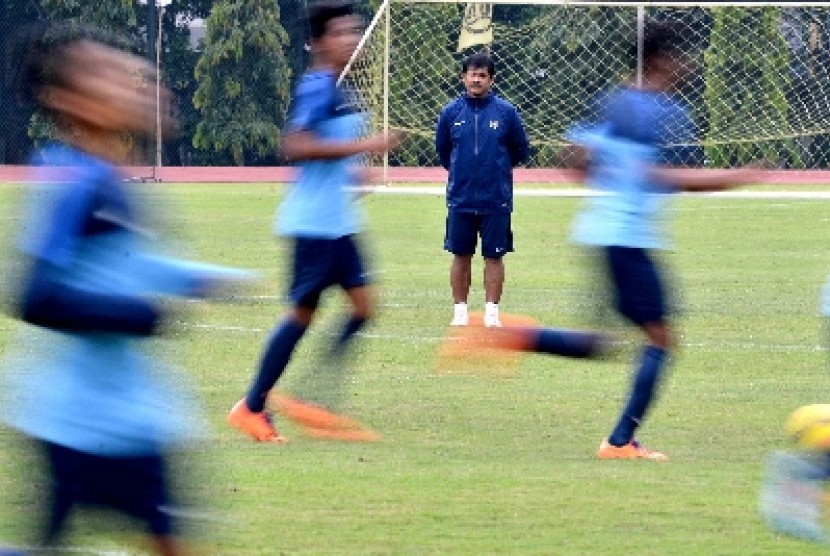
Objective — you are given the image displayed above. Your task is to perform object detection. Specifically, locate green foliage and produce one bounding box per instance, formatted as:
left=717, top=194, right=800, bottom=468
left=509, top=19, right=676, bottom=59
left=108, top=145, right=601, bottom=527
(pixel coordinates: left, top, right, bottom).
left=704, top=7, right=802, bottom=167
left=158, top=0, right=213, bottom=165
left=278, top=0, right=310, bottom=93
left=520, top=7, right=632, bottom=166
left=387, top=4, right=459, bottom=166
left=39, top=0, right=138, bottom=29
left=193, top=0, right=291, bottom=166
left=0, top=0, right=40, bottom=162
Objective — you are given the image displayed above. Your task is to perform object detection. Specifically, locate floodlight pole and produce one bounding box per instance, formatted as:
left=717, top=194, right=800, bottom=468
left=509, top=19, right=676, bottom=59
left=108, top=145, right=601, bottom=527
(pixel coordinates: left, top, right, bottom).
left=156, top=2, right=164, bottom=170
left=147, top=0, right=157, bottom=178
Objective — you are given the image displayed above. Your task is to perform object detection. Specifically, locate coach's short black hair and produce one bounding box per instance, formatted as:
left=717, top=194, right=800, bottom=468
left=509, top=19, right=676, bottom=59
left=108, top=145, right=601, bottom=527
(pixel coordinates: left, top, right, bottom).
left=461, top=53, right=495, bottom=77
left=307, top=0, right=356, bottom=40
left=640, top=21, right=683, bottom=67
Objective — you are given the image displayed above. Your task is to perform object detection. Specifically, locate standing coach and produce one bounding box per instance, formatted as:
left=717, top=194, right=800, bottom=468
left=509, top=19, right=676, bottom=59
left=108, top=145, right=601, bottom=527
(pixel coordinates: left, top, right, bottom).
left=436, top=52, right=529, bottom=327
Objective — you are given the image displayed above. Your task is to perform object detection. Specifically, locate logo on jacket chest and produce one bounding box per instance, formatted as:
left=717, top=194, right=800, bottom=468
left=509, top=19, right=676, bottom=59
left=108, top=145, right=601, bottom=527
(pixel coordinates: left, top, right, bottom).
left=452, top=118, right=500, bottom=131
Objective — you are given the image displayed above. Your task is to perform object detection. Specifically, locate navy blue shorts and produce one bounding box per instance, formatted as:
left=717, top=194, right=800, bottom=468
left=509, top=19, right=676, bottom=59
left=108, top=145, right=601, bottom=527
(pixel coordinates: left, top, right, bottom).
left=289, top=235, right=370, bottom=309
left=444, top=211, right=513, bottom=258
left=604, top=246, right=668, bottom=326
left=43, top=441, right=174, bottom=537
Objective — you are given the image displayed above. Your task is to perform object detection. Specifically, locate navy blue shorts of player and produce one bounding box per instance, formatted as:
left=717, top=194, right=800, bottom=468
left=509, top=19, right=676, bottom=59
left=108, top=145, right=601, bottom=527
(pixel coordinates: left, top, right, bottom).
left=444, top=211, right=513, bottom=258
left=290, top=234, right=369, bottom=309
left=605, top=246, right=668, bottom=326
left=43, top=441, right=173, bottom=537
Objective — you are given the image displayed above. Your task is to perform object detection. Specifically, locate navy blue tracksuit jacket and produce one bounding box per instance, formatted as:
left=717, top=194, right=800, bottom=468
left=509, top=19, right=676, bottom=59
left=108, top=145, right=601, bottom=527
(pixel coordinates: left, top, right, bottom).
left=435, top=92, right=529, bottom=214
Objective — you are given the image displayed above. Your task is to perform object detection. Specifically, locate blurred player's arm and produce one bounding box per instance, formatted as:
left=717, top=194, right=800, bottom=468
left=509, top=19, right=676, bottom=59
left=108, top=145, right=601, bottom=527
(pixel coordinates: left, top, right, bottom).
left=135, top=255, right=258, bottom=298
left=280, top=76, right=402, bottom=163
left=20, top=260, right=160, bottom=335
left=649, top=104, right=765, bottom=192
left=557, top=144, right=591, bottom=181
left=281, top=129, right=403, bottom=162
left=18, top=186, right=160, bottom=336
left=650, top=163, right=765, bottom=192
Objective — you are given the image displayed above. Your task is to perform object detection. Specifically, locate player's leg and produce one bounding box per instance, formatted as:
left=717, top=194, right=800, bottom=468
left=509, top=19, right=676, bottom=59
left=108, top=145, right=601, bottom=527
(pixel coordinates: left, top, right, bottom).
left=482, top=258, right=503, bottom=327
left=450, top=256, right=473, bottom=325
left=455, top=321, right=608, bottom=358
left=94, top=452, right=191, bottom=556
left=271, top=236, right=380, bottom=441
left=480, top=213, right=513, bottom=327
left=294, top=236, right=373, bottom=410
left=40, top=442, right=81, bottom=547
left=445, top=211, right=477, bottom=325
left=598, top=246, right=671, bottom=461
left=273, top=284, right=378, bottom=439
left=228, top=238, right=330, bottom=442
left=330, top=235, right=374, bottom=357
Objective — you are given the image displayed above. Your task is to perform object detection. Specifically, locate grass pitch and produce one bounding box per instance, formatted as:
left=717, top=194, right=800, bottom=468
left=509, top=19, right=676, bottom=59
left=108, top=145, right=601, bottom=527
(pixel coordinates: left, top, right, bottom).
left=0, top=183, right=829, bottom=554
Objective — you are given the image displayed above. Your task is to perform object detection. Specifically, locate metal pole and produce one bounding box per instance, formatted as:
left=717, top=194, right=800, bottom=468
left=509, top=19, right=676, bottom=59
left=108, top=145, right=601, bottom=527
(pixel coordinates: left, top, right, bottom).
left=636, top=5, right=644, bottom=87
left=147, top=0, right=157, bottom=172
left=156, top=2, right=163, bottom=169
left=382, top=0, right=390, bottom=185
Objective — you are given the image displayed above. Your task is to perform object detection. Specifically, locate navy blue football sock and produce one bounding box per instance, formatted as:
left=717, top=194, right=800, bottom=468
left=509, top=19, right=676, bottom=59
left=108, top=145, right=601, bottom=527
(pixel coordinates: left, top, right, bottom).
left=608, top=345, right=668, bottom=446
left=245, top=318, right=307, bottom=412
left=532, top=328, right=600, bottom=358
left=330, top=315, right=367, bottom=357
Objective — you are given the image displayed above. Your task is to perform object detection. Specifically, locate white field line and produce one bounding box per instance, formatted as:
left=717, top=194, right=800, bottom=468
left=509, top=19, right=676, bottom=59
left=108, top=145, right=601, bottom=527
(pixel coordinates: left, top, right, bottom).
left=362, top=186, right=830, bottom=200
left=180, top=322, right=827, bottom=352
left=0, top=546, right=135, bottom=555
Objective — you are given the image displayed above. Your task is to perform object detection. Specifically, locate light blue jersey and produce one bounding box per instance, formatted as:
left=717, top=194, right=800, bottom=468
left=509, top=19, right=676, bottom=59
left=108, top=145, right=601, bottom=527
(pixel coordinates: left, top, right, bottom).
left=570, top=88, right=694, bottom=250
left=570, top=127, right=671, bottom=249
left=2, top=145, right=249, bottom=456
left=276, top=69, right=365, bottom=238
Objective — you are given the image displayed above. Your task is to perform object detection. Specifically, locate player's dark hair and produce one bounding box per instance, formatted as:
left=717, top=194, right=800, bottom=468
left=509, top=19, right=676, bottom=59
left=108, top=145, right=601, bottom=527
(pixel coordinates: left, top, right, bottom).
left=640, top=21, right=683, bottom=69
left=307, top=0, right=356, bottom=40
left=11, top=22, right=123, bottom=108
left=461, top=53, right=495, bottom=77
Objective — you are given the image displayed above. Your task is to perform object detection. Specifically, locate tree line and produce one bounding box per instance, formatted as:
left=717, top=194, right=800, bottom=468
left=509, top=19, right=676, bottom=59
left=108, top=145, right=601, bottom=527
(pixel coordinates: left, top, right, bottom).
left=2, top=2, right=829, bottom=168
left=0, top=0, right=336, bottom=166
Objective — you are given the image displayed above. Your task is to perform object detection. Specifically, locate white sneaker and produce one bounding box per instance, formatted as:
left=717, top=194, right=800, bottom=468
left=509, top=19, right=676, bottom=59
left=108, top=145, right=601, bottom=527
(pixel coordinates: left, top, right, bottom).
left=451, top=303, right=468, bottom=326
left=484, top=302, right=501, bottom=327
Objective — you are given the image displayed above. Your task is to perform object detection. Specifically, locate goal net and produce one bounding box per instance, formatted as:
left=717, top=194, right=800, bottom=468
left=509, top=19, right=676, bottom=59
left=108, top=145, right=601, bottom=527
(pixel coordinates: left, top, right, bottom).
left=341, top=1, right=830, bottom=171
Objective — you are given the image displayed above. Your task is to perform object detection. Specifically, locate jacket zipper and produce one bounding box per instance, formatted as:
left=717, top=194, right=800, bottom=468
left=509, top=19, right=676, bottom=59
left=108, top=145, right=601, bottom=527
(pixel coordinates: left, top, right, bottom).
left=473, top=100, right=479, bottom=212
left=474, top=105, right=479, bottom=157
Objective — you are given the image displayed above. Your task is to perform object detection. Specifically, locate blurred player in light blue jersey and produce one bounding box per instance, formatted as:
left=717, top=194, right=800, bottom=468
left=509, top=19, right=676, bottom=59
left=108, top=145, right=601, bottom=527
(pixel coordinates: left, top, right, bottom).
left=228, top=1, right=403, bottom=443
left=1, top=25, right=254, bottom=556
left=569, top=23, right=763, bottom=461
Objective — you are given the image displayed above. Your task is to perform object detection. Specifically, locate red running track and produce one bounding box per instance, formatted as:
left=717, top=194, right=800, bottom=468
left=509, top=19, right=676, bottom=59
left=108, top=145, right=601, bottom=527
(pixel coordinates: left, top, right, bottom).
left=0, top=165, right=829, bottom=185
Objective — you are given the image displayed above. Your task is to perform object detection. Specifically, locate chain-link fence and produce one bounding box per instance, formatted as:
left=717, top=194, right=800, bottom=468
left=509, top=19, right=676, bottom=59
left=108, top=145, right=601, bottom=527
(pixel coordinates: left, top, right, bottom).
left=4, top=2, right=830, bottom=169
left=344, top=2, right=830, bottom=169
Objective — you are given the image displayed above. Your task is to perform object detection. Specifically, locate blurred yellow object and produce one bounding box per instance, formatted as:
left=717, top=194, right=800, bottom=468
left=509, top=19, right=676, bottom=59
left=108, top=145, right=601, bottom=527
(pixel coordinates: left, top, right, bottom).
left=785, top=404, right=830, bottom=450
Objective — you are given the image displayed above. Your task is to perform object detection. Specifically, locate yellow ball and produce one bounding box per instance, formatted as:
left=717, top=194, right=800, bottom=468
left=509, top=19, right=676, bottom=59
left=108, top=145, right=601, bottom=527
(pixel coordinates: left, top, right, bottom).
left=785, top=404, right=830, bottom=450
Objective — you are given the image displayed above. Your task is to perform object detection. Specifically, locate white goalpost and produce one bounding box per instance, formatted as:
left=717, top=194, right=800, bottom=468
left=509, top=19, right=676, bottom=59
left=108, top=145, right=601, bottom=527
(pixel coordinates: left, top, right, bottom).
left=341, top=1, right=830, bottom=175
